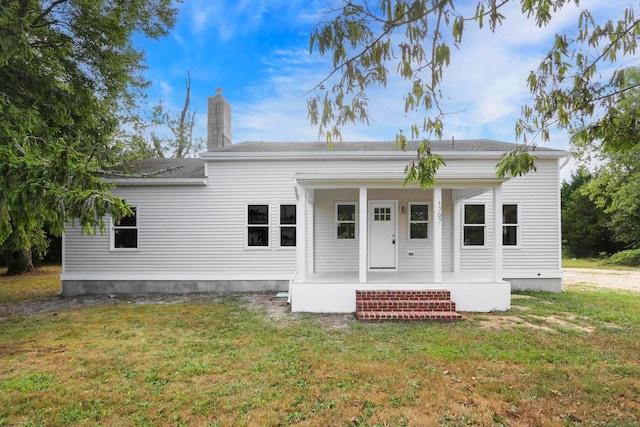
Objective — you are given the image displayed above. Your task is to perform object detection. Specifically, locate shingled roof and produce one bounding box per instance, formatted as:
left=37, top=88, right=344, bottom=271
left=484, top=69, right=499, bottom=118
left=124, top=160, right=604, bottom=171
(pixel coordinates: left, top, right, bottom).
left=100, top=158, right=205, bottom=179
left=210, top=139, right=563, bottom=153
left=101, top=140, right=564, bottom=179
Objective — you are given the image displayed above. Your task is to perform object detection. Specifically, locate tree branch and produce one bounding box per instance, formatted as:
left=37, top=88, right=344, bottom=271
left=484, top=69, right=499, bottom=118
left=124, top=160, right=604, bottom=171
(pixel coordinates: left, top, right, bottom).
left=32, top=0, right=71, bottom=28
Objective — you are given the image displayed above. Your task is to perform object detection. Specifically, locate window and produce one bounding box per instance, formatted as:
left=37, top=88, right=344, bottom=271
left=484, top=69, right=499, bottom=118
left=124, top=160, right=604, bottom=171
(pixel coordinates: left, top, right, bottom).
left=279, top=205, right=296, bottom=247
left=463, top=204, right=485, bottom=246
left=112, top=207, right=138, bottom=249
left=409, top=203, right=429, bottom=240
left=336, top=203, right=356, bottom=239
left=503, top=204, right=519, bottom=246
left=247, top=204, right=269, bottom=247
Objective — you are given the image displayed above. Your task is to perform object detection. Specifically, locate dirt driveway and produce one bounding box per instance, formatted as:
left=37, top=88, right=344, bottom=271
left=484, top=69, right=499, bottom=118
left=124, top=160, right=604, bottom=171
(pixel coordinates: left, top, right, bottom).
left=563, top=268, right=640, bottom=293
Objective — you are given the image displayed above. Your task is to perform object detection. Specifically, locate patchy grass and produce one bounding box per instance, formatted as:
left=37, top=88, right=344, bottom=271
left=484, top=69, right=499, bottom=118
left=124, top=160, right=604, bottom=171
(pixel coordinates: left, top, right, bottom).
left=0, top=265, right=61, bottom=303
left=0, top=271, right=639, bottom=425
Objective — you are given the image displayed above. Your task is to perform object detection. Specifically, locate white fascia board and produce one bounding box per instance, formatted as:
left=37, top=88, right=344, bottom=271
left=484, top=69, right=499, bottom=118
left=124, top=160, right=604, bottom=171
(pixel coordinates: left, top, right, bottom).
left=293, top=172, right=509, bottom=188
left=104, top=178, right=208, bottom=186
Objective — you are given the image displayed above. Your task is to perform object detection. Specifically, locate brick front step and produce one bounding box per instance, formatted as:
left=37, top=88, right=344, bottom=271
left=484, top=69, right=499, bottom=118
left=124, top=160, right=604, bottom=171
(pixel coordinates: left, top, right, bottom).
left=355, top=289, right=462, bottom=322
left=356, top=310, right=463, bottom=322
left=357, top=299, right=456, bottom=312
left=356, top=290, right=452, bottom=301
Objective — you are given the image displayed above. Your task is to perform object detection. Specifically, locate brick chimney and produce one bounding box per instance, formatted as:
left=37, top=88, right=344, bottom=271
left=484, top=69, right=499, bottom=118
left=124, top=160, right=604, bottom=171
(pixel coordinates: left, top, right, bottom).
left=207, top=88, right=232, bottom=150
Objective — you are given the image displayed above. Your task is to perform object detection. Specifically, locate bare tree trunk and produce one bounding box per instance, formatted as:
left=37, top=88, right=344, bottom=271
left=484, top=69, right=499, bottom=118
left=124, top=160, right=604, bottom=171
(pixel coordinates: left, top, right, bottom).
left=176, top=70, right=191, bottom=158
left=4, top=249, right=34, bottom=275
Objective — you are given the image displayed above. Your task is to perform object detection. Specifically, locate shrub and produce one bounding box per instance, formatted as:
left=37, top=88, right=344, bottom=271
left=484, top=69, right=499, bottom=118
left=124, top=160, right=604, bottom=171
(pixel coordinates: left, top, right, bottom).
left=604, top=249, right=640, bottom=266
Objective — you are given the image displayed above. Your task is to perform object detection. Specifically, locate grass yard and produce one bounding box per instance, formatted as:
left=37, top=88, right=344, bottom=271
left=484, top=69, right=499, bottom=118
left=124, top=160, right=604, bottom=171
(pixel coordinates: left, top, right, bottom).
left=0, top=265, right=61, bottom=303
left=562, top=257, right=640, bottom=270
left=0, top=268, right=639, bottom=426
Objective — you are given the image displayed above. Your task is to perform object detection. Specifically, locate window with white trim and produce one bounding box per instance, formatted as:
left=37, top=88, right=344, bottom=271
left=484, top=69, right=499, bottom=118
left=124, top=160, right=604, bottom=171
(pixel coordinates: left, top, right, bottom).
left=112, top=207, right=138, bottom=249
left=503, top=204, right=519, bottom=246
left=279, top=205, right=296, bottom=247
left=336, top=203, right=356, bottom=239
left=408, top=203, right=429, bottom=240
left=247, top=204, right=269, bottom=247
left=463, top=204, right=485, bottom=246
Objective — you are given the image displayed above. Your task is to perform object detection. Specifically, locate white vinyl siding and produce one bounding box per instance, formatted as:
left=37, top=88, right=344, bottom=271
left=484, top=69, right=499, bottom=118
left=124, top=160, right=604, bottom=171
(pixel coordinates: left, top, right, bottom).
left=314, top=190, right=359, bottom=272
left=63, top=156, right=561, bottom=280
left=501, top=159, right=561, bottom=273
left=457, top=159, right=561, bottom=274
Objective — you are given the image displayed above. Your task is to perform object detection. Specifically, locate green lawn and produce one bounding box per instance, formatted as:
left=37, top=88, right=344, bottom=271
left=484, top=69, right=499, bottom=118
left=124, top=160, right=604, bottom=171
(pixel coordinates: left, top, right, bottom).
left=1, top=267, right=639, bottom=426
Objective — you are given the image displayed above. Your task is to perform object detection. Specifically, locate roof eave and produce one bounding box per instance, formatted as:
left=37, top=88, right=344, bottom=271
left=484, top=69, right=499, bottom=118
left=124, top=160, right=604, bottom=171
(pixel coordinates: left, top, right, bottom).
left=200, top=149, right=568, bottom=161
left=104, top=177, right=208, bottom=186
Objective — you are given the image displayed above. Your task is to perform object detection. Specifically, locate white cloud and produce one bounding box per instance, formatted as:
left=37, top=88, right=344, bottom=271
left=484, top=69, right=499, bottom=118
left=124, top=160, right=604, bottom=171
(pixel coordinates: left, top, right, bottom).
left=174, top=0, right=633, bottom=167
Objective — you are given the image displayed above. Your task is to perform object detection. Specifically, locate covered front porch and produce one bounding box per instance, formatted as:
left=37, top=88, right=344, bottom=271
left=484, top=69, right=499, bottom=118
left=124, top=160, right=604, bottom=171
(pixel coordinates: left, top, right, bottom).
left=290, top=174, right=512, bottom=313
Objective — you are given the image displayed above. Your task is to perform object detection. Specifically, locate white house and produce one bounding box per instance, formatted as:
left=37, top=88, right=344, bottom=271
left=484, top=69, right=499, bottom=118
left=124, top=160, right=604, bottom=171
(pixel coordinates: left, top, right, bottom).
left=61, top=91, right=568, bottom=314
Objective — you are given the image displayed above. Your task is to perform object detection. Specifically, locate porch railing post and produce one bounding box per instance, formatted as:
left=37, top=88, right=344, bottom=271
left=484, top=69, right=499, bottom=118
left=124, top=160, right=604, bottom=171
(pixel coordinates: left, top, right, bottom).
left=433, top=187, right=442, bottom=282
left=359, top=187, right=367, bottom=283
left=493, top=184, right=503, bottom=282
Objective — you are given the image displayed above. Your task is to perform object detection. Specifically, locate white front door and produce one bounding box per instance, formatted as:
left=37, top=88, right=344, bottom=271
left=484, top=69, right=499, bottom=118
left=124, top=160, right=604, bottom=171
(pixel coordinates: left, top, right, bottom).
left=369, top=201, right=397, bottom=269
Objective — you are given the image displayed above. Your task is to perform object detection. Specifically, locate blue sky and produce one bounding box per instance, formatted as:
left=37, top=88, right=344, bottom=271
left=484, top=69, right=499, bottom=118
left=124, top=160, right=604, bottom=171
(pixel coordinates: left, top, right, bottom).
left=134, top=0, right=635, bottom=174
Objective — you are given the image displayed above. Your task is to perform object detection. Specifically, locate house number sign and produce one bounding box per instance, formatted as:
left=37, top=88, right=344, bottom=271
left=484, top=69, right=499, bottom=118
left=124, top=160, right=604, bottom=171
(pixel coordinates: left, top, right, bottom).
left=438, top=201, right=442, bottom=223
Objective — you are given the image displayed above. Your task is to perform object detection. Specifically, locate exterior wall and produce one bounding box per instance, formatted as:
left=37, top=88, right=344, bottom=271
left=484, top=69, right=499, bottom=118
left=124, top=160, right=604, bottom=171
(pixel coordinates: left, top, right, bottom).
left=63, top=182, right=298, bottom=276
left=455, top=158, right=562, bottom=290
left=63, top=155, right=563, bottom=295
left=313, top=189, right=359, bottom=272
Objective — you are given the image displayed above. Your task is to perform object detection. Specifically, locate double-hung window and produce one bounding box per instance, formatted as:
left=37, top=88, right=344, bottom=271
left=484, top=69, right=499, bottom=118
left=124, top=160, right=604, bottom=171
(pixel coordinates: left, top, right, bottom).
left=279, top=205, right=296, bottom=247
left=408, top=203, right=429, bottom=240
left=463, top=204, right=485, bottom=246
left=247, top=204, right=269, bottom=247
left=112, top=207, right=138, bottom=249
left=503, top=204, right=519, bottom=246
left=336, top=203, right=356, bottom=239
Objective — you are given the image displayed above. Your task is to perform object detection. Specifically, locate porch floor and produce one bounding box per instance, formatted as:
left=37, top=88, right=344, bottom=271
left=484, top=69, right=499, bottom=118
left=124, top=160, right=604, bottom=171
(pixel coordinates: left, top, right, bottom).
left=305, top=270, right=495, bottom=284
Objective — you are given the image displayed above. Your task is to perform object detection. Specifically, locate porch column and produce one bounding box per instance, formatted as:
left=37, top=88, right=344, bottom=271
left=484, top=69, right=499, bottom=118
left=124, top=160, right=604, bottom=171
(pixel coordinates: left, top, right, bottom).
left=306, top=189, right=315, bottom=275
left=359, top=187, right=368, bottom=283
left=452, top=199, right=461, bottom=273
left=492, top=184, right=503, bottom=282
left=296, top=182, right=306, bottom=283
left=433, top=187, right=442, bottom=282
